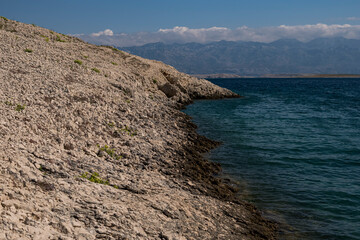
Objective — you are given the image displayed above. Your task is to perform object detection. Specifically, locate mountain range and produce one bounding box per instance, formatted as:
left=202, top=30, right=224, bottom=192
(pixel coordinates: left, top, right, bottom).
left=120, top=38, right=360, bottom=76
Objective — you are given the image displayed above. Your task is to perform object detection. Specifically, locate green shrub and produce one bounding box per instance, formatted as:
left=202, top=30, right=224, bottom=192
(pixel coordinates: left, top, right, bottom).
left=39, top=166, right=45, bottom=172
left=98, top=145, right=122, bottom=160
left=111, top=62, right=117, bottom=65
left=40, top=35, right=49, bottom=42
left=153, top=79, right=157, bottom=84
left=91, top=68, right=100, bottom=73
left=101, top=45, right=120, bottom=52
left=80, top=172, right=109, bottom=185
left=121, top=125, right=137, bottom=136
left=0, top=16, right=8, bottom=21
left=79, top=172, right=119, bottom=189
left=56, top=35, right=65, bottom=42
left=74, top=59, right=82, bottom=65
left=5, top=101, right=25, bottom=112
left=105, top=123, right=137, bottom=137
left=24, top=49, right=33, bottom=53
left=15, top=104, right=25, bottom=112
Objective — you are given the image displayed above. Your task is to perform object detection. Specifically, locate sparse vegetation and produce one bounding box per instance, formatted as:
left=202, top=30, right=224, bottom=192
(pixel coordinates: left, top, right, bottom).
left=5, top=101, right=25, bottom=112
left=107, top=122, right=115, bottom=128
left=79, top=172, right=119, bottom=189
left=102, top=45, right=120, bottom=52
left=49, top=30, right=54, bottom=34
left=153, top=79, right=157, bottom=84
left=101, top=46, right=129, bottom=59
left=56, top=35, right=65, bottom=42
left=111, top=62, right=117, bottom=65
left=15, top=104, right=25, bottom=112
left=40, top=35, right=49, bottom=42
left=39, top=166, right=46, bottom=174
left=83, top=55, right=89, bottom=59
left=91, top=68, right=100, bottom=73
left=74, top=59, right=83, bottom=65
left=106, top=122, right=137, bottom=138
left=80, top=172, right=109, bottom=185
left=24, top=48, right=33, bottom=53
left=4, top=100, right=14, bottom=106
left=38, top=165, right=51, bottom=175
left=121, top=125, right=137, bottom=136
left=32, top=23, right=36, bottom=27
left=0, top=16, right=8, bottom=21
left=98, top=145, right=123, bottom=160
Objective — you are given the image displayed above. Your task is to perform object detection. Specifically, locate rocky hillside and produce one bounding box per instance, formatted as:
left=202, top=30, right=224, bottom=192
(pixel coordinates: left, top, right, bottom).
left=0, top=17, right=276, bottom=239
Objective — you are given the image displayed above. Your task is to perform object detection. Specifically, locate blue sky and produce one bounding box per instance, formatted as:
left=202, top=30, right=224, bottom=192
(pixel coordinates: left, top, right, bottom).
left=2, top=0, right=360, bottom=46
left=1, top=0, right=360, bottom=34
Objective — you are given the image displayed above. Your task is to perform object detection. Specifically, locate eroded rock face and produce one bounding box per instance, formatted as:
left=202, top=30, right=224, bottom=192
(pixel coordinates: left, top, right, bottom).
left=0, top=17, right=276, bottom=240
left=159, top=83, right=178, bottom=98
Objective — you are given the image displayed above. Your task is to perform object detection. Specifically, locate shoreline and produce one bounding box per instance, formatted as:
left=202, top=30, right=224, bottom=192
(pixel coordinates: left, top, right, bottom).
left=193, top=73, right=360, bottom=79
left=177, top=105, right=279, bottom=238
left=181, top=98, right=279, bottom=234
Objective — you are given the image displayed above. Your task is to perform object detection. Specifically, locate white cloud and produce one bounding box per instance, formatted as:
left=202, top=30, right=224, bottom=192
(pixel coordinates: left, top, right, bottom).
left=91, top=29, right=114, bottom=37
left=159, top=26, right=229, bottom=34
left=156, top=26, right=231, bottom=43
left=347, top=17, right=360, bottom=21
left=258, top=23, right=358, bottom=42
left=78, top=24, right=360, bottom=47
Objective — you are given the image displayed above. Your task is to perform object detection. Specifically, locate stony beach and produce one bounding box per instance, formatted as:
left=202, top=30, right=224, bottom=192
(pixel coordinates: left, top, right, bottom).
left=0, top=17, right=277, bottom=239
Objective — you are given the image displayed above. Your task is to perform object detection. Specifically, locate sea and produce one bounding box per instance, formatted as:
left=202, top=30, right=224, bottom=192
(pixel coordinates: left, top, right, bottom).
left=183, top=78, right=360, bottom=240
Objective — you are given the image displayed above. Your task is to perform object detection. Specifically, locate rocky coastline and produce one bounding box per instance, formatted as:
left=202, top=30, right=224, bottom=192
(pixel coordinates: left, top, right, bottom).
left=0, top=17, right=277, bottom=239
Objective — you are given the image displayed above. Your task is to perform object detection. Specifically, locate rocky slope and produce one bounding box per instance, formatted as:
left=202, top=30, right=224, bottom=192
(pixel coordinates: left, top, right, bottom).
left=0, top=17, right=277, bottom=239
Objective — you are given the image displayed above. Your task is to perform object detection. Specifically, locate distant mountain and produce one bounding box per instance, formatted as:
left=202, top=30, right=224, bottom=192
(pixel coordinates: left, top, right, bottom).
left=120, top=38, right=360, bottom=76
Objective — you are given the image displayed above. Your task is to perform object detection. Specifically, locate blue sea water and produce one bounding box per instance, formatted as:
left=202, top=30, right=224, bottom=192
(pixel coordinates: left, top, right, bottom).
left=184, top=78, right=360, bottom=240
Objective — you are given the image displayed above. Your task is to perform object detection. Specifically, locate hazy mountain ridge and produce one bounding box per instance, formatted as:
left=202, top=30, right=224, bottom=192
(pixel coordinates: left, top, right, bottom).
left=120, top=38, right=360, bottom=76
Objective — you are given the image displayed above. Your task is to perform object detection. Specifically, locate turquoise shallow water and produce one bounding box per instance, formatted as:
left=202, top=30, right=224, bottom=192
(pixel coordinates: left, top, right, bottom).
left=184, top=78, right=360, bottom=240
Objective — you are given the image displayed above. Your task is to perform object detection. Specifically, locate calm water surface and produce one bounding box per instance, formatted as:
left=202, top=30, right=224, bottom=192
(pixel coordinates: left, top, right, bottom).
left=184, top=78, right=360, bottom=240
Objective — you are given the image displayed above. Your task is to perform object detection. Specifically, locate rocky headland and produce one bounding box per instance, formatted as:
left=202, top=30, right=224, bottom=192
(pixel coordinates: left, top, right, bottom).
left=0, top=17, right=277, bottom=239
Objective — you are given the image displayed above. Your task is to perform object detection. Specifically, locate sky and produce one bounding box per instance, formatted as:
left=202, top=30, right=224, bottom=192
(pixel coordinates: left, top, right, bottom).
left=2, top=0, right=360, bottom=46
